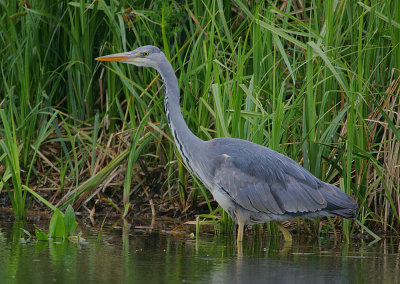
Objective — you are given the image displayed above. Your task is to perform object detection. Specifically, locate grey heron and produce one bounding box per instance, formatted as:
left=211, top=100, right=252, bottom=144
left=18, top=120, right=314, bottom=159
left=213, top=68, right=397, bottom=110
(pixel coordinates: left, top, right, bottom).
left=96, top=45, right=358, bottom=243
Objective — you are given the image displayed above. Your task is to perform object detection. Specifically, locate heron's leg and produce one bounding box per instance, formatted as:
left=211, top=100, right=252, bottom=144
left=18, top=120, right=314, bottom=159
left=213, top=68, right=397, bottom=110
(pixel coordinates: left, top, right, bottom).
left=275, top=222, right=292, bottom=242
left=233, top=223, right=237, bottom=243
left=237, top=221, right=244, bottom=244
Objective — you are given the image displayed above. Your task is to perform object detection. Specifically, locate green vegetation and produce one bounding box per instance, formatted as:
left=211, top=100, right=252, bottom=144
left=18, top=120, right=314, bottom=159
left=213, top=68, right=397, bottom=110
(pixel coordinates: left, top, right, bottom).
left=33, top=205, right=80, bottom=241
left=1, top=0, right=399, bottom=238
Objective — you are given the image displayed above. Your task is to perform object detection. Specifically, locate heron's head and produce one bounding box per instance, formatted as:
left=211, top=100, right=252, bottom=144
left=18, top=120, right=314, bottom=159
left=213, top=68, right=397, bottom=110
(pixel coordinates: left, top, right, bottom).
left=95, top=45, right=163, bottom=69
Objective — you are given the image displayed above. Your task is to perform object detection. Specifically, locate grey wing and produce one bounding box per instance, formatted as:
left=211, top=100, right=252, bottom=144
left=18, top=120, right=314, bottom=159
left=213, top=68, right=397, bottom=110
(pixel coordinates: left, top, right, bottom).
left=213, top=154, right=331, bottom=216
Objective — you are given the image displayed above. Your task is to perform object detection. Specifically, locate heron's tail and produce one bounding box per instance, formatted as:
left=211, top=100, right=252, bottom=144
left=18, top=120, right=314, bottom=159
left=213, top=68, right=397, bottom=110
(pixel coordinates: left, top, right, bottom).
left=321, top=183, right=358, bottom=219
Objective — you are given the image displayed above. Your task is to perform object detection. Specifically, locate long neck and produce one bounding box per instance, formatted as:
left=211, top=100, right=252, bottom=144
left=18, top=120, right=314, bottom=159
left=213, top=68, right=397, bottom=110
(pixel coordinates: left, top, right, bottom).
left=156, top=57, right=205, bottom=176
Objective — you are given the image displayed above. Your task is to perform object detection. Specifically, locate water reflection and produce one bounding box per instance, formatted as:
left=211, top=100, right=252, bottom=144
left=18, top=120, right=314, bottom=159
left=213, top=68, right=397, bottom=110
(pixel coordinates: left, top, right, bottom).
left=0, top=220, right=399, bottom=283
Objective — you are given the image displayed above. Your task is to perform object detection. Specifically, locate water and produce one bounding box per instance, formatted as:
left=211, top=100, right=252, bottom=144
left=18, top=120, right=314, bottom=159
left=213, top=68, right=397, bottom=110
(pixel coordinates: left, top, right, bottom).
left=0, top=220, right=399, bottom=283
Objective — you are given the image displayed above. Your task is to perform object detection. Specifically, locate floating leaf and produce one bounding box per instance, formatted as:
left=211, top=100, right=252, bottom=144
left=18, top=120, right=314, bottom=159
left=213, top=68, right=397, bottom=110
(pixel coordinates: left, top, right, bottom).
left=35, top=229, right=49, bottom=241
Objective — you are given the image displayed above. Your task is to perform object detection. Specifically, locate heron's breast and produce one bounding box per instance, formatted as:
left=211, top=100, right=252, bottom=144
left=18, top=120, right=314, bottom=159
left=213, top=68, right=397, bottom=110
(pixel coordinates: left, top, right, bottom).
left=211, top=187, right=236, bottom=213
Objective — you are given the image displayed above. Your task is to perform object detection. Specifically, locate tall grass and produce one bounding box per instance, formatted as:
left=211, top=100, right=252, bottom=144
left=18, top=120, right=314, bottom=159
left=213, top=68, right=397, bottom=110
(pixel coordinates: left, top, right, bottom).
left=0, top=0, right=399, bottom=237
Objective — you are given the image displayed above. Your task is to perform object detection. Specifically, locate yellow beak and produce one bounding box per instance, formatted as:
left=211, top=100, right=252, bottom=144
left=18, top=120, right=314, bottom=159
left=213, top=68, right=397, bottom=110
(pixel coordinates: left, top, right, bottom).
left=95, top=52, right=134, bottom=62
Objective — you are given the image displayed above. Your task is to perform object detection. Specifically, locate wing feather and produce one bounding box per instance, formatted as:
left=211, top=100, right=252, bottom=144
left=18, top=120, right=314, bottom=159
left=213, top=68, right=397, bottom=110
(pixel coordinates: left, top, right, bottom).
left=209, top=138, right=357, bottom=218
left=213, top=153, right=327, bottom=216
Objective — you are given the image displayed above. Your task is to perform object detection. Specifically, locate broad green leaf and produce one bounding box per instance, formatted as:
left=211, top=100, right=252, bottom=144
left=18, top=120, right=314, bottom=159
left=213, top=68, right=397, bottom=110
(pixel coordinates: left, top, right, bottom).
left=48, top=209, right=66, bottom=238
left=64, top=205, right=78, bottom=235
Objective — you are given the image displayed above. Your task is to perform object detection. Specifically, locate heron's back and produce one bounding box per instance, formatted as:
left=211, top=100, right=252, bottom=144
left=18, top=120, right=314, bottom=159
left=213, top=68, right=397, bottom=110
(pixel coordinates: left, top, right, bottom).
left=202, top=137, right=357, bottom=223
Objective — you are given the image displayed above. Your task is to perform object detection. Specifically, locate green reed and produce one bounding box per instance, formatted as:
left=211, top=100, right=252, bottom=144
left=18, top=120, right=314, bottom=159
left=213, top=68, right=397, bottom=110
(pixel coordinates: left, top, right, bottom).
left=1, top=0, right=399, bottom=239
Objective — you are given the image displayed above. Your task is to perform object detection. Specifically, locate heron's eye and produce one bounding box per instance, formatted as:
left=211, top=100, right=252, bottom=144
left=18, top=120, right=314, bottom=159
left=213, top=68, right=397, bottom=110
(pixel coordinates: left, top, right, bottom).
left=142, top=52, right=149, bottom=56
